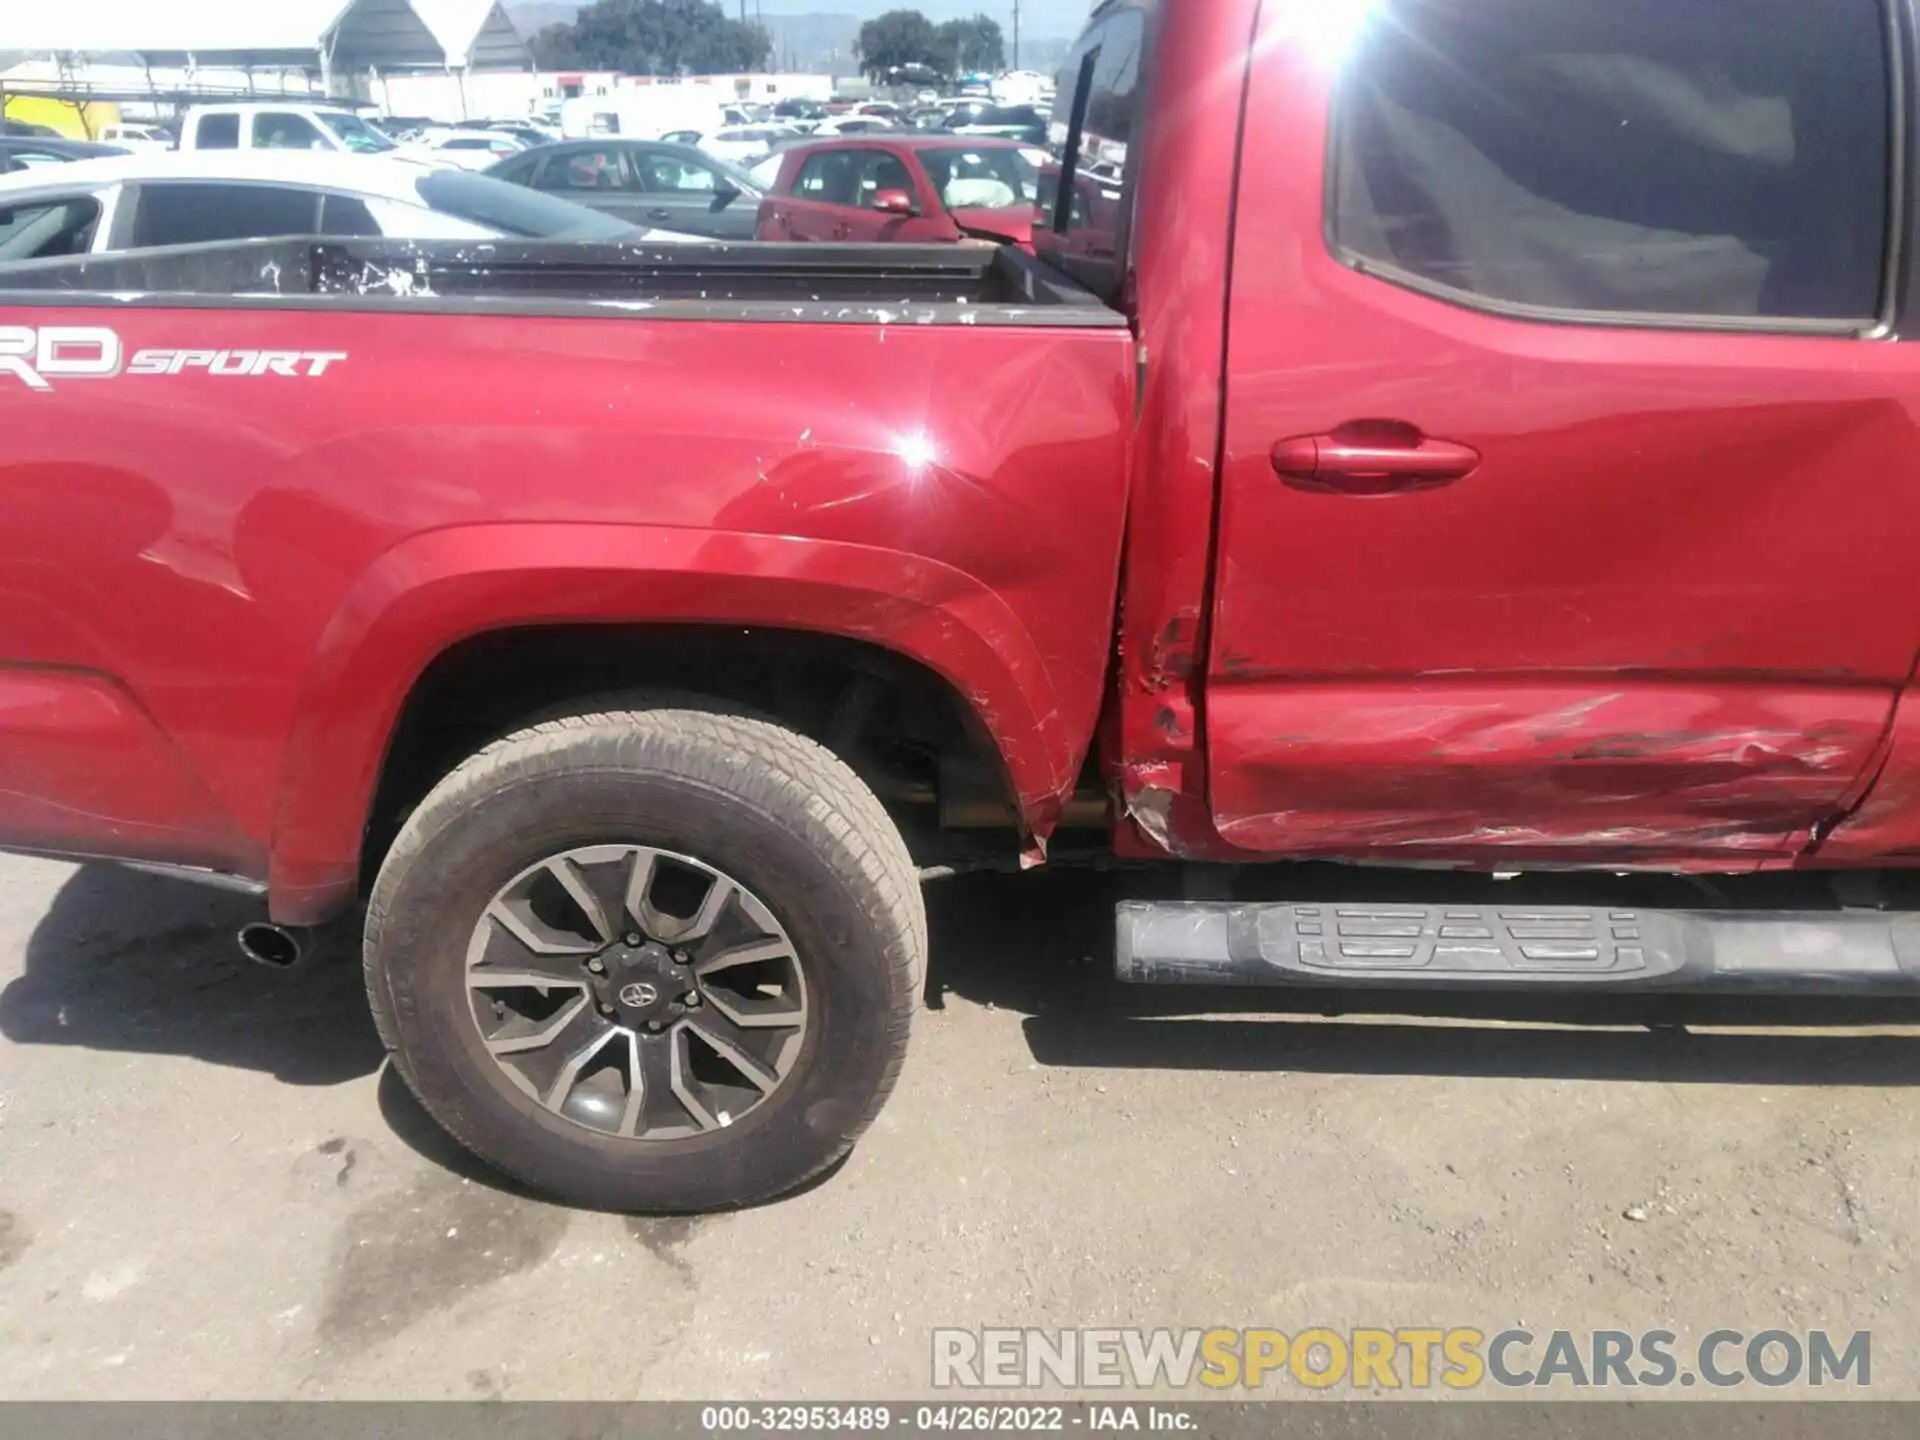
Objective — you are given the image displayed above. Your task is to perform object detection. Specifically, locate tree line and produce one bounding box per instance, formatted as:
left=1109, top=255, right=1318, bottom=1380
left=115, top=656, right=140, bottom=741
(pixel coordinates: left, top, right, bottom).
left=856, top=10, right=1006, bottom=81
left=530, top=0, right=771, bottom=75
left=527, top=0, right=1008, bottom=82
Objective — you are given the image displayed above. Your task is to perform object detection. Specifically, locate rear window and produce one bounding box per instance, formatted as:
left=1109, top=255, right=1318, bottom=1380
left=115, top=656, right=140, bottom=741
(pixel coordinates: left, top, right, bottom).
left=413, top=168, right=636, bottom=239
left=1328, top=0, right=1891, bottom=325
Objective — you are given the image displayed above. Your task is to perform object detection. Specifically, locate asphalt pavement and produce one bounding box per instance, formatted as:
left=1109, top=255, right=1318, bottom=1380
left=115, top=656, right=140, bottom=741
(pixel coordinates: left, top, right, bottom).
left=2, top=852, right=1918, bottom=1400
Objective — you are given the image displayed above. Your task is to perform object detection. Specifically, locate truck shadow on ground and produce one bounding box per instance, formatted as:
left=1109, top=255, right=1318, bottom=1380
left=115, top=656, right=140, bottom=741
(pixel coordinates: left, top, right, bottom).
left=926, top=867, right=1920, bottom=1087
left=9, top=859, right=1920, bottom=1121
left=0, top=862, right=381, bottom=1086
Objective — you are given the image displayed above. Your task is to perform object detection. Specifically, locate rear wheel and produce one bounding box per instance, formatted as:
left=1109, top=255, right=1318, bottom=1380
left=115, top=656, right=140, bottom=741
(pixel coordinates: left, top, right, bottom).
left=364, top=704, right=925, bottom=1212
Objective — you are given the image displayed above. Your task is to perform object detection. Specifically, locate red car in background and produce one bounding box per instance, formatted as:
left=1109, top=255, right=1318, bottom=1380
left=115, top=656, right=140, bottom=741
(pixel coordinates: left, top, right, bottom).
left=755, top=135, right=1046, bottom=246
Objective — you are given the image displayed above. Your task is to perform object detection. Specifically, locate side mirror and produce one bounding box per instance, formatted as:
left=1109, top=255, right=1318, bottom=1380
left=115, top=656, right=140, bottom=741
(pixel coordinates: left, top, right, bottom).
left=872, top=188, right=915, bottom=215
left=712, top=181, right=741, bottom=210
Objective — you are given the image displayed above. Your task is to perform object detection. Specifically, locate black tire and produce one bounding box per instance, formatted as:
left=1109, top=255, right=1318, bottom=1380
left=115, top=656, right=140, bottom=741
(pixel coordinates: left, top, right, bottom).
left=364, top=703, right=925, bottom=1212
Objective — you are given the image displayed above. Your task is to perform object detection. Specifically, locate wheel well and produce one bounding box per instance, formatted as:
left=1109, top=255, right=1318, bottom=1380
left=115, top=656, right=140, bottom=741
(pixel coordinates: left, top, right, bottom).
left=362, top=624, right=1021, bottom=879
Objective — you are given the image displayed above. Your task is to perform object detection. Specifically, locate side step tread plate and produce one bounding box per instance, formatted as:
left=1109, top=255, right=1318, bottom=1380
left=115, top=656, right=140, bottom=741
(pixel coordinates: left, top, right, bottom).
left=1116, top=901, right=1920, bottom=992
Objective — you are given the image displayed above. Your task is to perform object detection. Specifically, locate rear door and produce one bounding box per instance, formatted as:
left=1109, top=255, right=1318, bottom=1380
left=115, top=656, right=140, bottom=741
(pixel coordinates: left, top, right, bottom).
left=625, top=145, right=759, bottom=239
left=1206, top=0, right=1920, bottom=866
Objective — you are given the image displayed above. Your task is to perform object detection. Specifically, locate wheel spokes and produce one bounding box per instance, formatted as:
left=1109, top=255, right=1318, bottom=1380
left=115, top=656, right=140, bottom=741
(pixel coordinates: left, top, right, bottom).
left=468, top=842, right=809, bottom=1144
left=627, top=852, right=736, bottom=946
left=495, top=999, right=612, bottom=1095
left=693, top=937, right=793, bottom=978
left=482, top=989, right=593, bottom=1057
left=684, top=1014, right=781, bottom=1093
left=545, top=856, right=615, bottom=945
left=486, top=894, right=599, bottom=958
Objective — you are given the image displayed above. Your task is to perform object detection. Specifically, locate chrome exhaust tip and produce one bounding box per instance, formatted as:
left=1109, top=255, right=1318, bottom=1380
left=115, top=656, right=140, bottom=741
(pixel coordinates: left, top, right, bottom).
left=236, top=922, right=311, bottom=970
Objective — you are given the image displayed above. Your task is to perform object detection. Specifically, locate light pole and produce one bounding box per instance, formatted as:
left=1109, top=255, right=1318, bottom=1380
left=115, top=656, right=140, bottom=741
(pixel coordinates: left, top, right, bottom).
left=1013, top=0, right=1021, bottom=69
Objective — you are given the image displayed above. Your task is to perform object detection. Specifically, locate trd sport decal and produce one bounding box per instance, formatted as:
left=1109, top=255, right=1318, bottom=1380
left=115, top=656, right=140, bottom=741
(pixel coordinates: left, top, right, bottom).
left=0, top=326, right=346, bottom=392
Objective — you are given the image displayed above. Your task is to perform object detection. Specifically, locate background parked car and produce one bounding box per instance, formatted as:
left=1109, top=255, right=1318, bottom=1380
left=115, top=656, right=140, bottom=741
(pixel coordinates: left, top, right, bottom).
left=810, top=115, right=897, bottom=137
left=950, top=106, right=1050, bottom=146
left=399, top=126, right=526, bottom=170
left=0, top=136, right=128, bottom=174
left=755, top=136, right=1042, bottom=246
left=371, top=115, right=435, bottom=141
left=97, top=123, right=173, bottom=152
left=699, top=124, right=801, bottom=166
left=940, top=100, right=994, bottom=130
left=0, top=151, right=637, bottom=265
left=487, top=140, right=761, bottom=240
left=483, top=119, right=560, bottom=149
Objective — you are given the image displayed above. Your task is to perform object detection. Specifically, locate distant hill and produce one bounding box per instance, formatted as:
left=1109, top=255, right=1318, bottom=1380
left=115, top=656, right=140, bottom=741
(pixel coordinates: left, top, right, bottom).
left=761, top=12, right=861, bottom=73
left=501, top=1, right=1072, bottom=76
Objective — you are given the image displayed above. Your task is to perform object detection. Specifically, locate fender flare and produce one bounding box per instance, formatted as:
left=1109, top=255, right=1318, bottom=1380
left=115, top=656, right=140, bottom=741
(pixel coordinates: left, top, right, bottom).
left=267, top=522, right=1073, bottom=923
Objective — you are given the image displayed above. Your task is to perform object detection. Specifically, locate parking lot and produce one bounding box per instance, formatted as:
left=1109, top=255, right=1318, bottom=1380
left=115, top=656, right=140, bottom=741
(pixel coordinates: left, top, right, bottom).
left=1, top=850, right=1917, bottom=1400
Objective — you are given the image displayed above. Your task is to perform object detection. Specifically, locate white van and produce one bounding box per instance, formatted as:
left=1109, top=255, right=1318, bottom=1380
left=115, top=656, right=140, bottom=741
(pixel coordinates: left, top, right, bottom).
left=558, top=89, right=726, bottom=143
left=178, top=104, right=399, bottom=156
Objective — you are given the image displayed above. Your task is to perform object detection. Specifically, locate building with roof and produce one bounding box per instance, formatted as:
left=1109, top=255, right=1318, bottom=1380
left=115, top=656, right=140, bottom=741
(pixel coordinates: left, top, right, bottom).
left=0, top=0, right=531, bottom=123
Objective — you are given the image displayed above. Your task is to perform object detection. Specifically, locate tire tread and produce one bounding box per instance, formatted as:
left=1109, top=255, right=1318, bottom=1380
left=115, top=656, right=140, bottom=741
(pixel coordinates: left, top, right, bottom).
left=364, top=701, right=924, bottom=1209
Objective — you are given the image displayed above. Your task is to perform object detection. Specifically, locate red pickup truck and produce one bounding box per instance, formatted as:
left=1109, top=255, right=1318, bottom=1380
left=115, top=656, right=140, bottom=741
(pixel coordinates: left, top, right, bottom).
left=2, top=0, right=1916, bottom=1212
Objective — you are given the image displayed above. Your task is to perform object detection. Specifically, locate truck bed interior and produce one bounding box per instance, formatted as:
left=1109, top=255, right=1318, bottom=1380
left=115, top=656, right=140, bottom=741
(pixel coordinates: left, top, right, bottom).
left=0, top=236, right=1128, bottom=327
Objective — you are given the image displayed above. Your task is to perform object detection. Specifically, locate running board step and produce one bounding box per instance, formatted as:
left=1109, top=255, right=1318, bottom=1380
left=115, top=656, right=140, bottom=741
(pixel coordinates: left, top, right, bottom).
left=1115, top=902, right=1920, bottom=992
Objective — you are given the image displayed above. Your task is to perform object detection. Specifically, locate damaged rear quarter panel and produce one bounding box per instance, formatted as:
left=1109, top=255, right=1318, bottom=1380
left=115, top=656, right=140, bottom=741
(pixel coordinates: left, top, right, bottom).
left=0, top=303, right=1133, bottom=916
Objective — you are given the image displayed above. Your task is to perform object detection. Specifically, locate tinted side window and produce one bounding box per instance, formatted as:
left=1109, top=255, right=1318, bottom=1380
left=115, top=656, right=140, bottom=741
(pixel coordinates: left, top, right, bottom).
left=194, top=114, right=240, bottom=150
left=132, top=184, right=321, bottom=247
left=1329, top=0, right=1890, bottom=323
left=795, top=151, right=857, bottom=204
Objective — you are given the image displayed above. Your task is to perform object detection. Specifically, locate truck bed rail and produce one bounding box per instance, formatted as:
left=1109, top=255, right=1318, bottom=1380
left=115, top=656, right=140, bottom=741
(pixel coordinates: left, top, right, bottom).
left=0, top=237, right=1128, bottom=327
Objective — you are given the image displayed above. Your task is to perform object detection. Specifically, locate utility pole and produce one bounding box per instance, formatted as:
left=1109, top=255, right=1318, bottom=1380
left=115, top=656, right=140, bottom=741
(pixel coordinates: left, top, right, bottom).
left=1012, top=0, right=1020, bottom=69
